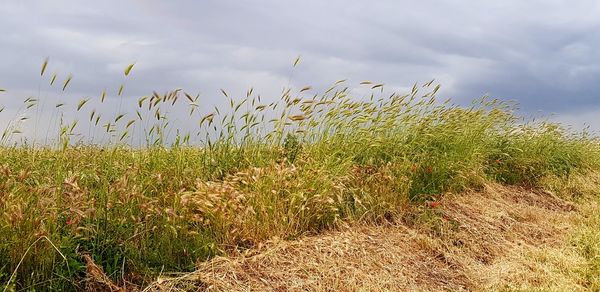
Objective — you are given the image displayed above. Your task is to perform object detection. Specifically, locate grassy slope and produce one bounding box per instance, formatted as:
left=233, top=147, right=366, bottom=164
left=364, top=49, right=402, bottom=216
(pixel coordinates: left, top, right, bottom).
left=1, top=78, right=600, bottom=290
left=146, top=177, right=600, bottom=291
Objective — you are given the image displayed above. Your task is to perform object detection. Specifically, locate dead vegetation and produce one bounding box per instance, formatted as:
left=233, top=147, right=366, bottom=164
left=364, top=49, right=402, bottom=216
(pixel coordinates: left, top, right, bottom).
left=143, top=183, right=594, bottom=291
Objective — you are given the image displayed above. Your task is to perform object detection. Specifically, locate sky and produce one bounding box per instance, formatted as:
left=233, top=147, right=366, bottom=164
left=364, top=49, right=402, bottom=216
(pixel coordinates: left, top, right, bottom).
left=1, top=0, right=600, bottom=143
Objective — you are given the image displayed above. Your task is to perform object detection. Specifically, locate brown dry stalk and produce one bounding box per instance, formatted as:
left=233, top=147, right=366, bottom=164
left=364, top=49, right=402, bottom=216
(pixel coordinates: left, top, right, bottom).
left=145, top=184, right=583, bottom=291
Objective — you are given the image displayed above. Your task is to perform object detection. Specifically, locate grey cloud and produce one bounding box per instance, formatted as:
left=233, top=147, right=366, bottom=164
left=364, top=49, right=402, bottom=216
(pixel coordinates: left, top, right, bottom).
left=1, top=0, right=600, bottom=137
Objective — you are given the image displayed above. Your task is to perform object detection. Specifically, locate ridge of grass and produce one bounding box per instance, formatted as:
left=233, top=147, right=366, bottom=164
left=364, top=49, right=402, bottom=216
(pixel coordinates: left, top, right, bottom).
left=1, top=61, right=600, bottom=290
left=143, top=178, right=600, bottom=291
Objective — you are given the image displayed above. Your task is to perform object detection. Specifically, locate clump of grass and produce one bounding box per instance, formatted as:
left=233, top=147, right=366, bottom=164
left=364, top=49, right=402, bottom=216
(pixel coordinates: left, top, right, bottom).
left=0, top=59, right=599, bottom=290
left=572, top=199, right=600, bottom=290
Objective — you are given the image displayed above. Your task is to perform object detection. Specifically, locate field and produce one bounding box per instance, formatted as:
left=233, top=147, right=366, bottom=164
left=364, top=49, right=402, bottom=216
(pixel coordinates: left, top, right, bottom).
left=1, top=62, right=600, bottom=290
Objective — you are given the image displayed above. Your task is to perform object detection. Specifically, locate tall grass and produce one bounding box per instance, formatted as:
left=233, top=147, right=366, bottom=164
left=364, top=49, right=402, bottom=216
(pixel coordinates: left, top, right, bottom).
left=1, top=60, right=599, bottom=290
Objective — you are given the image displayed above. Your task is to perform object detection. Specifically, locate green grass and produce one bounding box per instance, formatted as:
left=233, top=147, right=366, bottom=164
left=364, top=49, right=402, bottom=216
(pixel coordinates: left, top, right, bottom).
left=1, top=61, right=600, bottom=290
left=540, top=173, right=600, bottom=290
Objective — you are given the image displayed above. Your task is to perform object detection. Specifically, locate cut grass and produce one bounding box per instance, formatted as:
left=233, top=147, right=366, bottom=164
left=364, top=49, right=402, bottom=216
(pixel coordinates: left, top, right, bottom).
left=1, top=61, right=600, bottom=290
left=145, top=176, right=600, bottom=291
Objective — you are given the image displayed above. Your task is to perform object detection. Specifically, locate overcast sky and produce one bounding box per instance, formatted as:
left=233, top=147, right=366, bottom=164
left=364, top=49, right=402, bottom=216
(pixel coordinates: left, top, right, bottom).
left=1, top=0, right=600, bottom=141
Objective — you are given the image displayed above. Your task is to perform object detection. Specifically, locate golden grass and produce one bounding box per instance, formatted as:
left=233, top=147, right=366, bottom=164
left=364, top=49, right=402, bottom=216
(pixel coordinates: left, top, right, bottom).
left=143, top=180, right=599, bottom=291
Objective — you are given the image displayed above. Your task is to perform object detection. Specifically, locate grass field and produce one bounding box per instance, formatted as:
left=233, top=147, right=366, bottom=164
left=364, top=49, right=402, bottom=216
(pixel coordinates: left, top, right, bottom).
left=1, top=61, right=600, bottom=290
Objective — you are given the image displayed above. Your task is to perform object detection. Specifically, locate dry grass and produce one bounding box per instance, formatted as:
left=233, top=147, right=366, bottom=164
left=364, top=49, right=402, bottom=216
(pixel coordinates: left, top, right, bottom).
left=3, top=60, right=600, bottom=290
left=144, top=182, right=597, bottom=291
